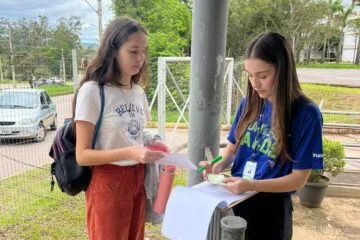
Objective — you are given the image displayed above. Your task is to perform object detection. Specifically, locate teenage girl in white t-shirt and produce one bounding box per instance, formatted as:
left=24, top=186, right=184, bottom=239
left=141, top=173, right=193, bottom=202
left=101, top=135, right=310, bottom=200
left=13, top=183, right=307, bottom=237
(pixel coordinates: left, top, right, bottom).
left=73, top=17, right=165, bottom=240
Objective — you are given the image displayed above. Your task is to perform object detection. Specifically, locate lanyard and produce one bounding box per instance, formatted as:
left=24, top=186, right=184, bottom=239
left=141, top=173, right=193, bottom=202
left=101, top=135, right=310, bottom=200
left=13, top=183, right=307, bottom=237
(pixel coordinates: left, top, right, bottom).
left=250, top=104, right=268, bottom=162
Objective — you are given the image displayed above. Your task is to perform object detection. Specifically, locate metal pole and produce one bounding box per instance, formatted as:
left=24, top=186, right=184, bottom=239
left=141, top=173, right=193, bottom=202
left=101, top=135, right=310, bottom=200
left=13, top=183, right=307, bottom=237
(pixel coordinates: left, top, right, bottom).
left=8, top=23, right=15, bottom=85
left=226, top=59, right=234, bottom=126
left=0, top=58, right=3, bottom=81
left=72, top=49, right=78, bottom=92
left=187, top=0, right=229, bottom=186
left=97, top=0, right=103, bottom=40
left=158, top=58, right=166, bottom=141
left=221, top=216, right=247, bottom=240
left=61, top=48, right=66, bottom=83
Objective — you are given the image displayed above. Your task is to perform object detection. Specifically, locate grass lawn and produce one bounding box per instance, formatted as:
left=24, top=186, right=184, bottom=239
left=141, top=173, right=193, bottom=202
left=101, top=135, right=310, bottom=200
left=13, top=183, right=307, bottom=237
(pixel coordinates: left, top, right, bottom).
left=1, top=81, right=358, bottom=124
left=0, top=167, right=87, bottom=240
left=149, top=84, right=360, bottom=125
left=301, top=83, right=360, bottom=124
left=297, top=63, right=360, bottom=69
left=0, top=79, right=14, bottom=84
left=38, top=84, right=73, bottom=97
left=0, top=166, right=187, bottom=239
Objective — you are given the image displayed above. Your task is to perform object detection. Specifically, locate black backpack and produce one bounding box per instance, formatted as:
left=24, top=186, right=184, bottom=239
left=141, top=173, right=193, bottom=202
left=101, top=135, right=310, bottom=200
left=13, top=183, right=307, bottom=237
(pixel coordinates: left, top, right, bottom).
left=49, top=83, right=105, bottom=196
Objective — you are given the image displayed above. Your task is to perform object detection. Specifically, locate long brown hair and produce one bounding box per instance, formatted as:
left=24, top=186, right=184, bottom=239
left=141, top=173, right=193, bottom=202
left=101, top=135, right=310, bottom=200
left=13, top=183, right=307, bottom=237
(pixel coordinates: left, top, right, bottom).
left=72, top=16, right=148, bottom=119
left=235, top=32, right=305, bottom=162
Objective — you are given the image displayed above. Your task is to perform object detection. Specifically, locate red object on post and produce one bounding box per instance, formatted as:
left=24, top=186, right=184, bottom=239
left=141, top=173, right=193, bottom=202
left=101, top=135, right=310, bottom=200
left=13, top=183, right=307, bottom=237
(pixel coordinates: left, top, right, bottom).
left=146, top=141, right=175, bottom=214
left=153, top=165, right=176, bottom=214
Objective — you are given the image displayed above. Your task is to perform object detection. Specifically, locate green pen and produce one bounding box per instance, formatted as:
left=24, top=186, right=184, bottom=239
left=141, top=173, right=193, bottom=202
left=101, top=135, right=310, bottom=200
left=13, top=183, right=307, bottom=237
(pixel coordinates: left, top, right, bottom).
left=197, top=155, right=223, bottom=172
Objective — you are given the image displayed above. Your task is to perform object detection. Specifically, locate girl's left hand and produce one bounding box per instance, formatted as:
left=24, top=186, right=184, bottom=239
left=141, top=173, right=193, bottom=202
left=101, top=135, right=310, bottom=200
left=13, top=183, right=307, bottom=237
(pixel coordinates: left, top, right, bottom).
left=223, top=177, right=253, bottom=194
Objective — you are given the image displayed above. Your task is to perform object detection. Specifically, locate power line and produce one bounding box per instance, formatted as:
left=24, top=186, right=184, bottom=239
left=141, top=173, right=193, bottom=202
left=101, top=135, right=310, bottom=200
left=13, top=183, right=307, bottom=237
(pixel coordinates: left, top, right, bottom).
left=82, top=0, right=103, bottom=40
left=83, top=0, right=98, bottom=13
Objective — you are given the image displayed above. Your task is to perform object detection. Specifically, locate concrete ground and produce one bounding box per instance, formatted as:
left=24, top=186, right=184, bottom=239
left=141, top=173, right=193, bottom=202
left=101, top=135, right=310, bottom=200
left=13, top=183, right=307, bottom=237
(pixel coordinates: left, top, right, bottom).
left=292, top=195, right=360, bottom=240
left=297, top=68, right=360, bottom=87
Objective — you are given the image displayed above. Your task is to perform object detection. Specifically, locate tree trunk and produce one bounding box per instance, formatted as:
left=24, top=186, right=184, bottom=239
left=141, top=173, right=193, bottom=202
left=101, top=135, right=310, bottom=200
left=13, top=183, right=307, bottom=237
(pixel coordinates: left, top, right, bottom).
left=292, top=36, right=296, bottom=54
left=355, top=35, right=360, bottom=65
left=337, top=32, right=344, bottom=63
left=61, top=48, right=66, bottom=83
left=321, top=38, right=327, bottom=63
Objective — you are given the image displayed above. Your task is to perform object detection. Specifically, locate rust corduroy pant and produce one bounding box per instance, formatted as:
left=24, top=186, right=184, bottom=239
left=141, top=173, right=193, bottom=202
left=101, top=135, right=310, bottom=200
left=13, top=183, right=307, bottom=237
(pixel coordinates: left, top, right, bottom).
left=85, top=164, right=146, bottom=240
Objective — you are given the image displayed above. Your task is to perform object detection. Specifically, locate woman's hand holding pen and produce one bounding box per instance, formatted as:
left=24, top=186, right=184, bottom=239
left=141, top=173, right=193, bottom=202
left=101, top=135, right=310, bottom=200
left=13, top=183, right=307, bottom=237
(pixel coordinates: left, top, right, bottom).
left=223, top=177, right=255, bottom=194
left=130, top=146, right=165, bottom=164
left=198, top=160, right=224, bottom=180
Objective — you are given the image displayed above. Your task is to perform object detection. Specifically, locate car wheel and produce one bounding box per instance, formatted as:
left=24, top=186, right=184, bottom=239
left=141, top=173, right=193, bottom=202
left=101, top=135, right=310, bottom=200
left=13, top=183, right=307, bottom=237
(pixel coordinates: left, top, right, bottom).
left=35, top=123, right=46, bottom=142
left=50, top=116, right=57, bottom=131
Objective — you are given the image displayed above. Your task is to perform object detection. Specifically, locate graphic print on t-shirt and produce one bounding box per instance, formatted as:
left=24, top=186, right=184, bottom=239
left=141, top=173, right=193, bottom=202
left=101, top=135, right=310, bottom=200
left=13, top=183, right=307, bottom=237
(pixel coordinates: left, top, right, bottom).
left=128, top=119, right=140, bottom=136
left=115, top=102, right=145, bottom=141
left=240, top=120, right=278, bottom=166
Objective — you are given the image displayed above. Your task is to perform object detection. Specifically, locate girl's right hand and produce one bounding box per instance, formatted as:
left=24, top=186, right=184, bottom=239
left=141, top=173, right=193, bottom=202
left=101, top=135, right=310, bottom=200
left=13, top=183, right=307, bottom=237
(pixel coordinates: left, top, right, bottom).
left=130, top=146, right=165, bottom=164
left=199, top=160, right=223, bottom=180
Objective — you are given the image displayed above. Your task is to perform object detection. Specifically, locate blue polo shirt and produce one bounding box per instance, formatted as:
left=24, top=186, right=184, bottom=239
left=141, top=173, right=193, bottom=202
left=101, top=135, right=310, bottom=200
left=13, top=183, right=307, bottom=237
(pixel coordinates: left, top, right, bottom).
left=228, top=97, right=323, bottom=185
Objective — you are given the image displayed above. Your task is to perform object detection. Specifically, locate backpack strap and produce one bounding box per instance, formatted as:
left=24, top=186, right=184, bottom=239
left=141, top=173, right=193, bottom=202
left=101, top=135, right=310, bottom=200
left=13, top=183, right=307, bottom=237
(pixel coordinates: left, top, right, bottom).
left=91, top=83, right=105, bottom=148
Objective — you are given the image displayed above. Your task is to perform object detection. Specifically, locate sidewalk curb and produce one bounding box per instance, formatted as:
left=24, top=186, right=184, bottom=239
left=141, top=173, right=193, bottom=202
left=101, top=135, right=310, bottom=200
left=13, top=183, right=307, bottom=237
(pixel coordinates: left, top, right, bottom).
left=325, top=185, right=360, bottom=198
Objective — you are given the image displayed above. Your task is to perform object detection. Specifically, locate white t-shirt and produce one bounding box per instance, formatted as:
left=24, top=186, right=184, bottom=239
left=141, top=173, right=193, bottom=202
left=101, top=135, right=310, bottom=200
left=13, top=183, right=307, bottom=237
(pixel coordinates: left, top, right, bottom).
left=74, top=81, right=151, bottom=166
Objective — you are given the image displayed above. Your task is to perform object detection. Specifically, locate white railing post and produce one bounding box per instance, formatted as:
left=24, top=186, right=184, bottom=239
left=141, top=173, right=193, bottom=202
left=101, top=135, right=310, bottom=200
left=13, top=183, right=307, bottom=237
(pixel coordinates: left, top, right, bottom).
left=157, top=57, right=166, bottom=141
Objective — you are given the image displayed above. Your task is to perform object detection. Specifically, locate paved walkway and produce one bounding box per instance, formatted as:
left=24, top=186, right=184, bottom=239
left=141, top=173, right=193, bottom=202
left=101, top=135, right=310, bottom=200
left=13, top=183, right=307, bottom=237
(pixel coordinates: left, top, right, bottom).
left=297, top=68, right=360, bottom=87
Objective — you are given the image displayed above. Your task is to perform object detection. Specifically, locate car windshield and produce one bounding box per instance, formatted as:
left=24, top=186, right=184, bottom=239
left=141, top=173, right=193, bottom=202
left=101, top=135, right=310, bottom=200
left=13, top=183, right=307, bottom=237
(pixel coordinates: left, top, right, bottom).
left=0, top=92, right=38, bottom=109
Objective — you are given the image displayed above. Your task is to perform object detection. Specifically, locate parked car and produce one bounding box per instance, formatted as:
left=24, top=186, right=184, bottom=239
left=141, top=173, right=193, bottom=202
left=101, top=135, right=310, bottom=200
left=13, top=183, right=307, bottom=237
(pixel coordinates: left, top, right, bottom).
left=0, top=88, right=57, bottom=142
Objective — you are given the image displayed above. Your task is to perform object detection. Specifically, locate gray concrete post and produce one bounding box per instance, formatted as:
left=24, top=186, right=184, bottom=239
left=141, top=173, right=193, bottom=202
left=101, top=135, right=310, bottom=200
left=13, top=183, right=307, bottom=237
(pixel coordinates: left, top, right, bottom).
left=72, top=49, right=78, bottom=91
left=187, top=0, right=229, bottom=186
left=221, top=216, right=247, bottom=240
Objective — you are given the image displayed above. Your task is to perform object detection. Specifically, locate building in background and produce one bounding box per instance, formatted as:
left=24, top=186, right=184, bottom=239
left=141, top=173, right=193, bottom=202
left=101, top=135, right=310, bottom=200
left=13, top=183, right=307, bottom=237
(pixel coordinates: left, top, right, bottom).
left=342, top=0, right=360, bottom=62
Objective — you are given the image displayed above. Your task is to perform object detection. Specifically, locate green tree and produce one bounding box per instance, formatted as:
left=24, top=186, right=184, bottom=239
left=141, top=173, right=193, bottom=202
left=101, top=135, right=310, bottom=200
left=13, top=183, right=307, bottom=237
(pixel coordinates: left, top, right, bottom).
left=227, top=0, right=329, bottom=62
left=8, top=16, right=53, bottom=82
left=53, top=16, right=82, bottom=50
left=318, top=0, right=343, bottom=62
left=0, top=18, right=8, bottom=55
left=334, top=2, right=355, bottom=63
left=227, top=0, right=265, bottom=59
left=350, top=17, right=360, bottom=64
left=0, top=15, right=82, bottom=84
left=111, top=0, right=192, bottom=103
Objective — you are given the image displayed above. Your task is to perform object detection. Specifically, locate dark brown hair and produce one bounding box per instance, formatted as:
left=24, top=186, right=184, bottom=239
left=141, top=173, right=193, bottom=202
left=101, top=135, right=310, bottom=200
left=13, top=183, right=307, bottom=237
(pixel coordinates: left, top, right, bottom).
left=72, top=16, right=148, bottom=119
left=235, top=32, right=306, bottom=162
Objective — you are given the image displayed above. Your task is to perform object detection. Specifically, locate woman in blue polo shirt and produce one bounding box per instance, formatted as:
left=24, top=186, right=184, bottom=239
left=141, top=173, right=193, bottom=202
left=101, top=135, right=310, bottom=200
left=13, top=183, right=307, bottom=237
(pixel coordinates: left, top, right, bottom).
left=200, top=32, right=323, bottom=240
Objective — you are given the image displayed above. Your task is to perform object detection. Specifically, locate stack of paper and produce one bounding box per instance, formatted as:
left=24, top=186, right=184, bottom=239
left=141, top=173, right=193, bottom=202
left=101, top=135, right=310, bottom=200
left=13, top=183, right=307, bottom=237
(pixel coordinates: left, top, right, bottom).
left=161, top=182, right=256, bottom=240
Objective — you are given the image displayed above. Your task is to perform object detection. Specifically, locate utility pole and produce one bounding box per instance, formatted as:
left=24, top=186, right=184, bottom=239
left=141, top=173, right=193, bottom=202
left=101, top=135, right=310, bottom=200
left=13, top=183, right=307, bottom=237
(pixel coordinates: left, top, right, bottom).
left=8, top=23, right=15, bottom=85
left=187, top=0, right=229, bottom=186
left=0, top=58, right=3, bottom=81
left=61, top=48, right=66, bottom=83
left=98, top=0, right=103, bottom=40
left=84, top=0, right=103, bottom=41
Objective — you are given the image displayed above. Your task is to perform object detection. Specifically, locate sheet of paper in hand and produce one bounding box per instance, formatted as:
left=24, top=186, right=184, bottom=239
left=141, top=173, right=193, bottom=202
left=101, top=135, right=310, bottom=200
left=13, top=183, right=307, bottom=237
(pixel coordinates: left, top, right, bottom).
left=207, top=174, right=225, bottom=185
left=157, top=153, right=197, bottom=169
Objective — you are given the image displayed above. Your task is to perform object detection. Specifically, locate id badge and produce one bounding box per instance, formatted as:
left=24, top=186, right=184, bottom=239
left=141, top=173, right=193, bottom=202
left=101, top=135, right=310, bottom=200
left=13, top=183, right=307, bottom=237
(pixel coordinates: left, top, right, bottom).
left=243, top=161, right=257, bottom=180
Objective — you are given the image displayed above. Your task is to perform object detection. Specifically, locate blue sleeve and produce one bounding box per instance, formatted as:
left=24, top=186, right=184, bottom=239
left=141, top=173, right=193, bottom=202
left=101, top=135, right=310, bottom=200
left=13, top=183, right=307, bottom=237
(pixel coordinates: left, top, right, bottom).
left=291, top=105, right=323, bottom=170
left=227, top=99, right=246, bottom=144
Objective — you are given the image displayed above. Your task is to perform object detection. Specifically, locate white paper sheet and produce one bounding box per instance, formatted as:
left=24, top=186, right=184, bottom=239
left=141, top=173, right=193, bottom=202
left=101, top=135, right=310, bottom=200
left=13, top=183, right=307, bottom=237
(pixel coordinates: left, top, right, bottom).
left=157, top=153, right=197, bottom=169
left=161, top=182, right=256, bottom=240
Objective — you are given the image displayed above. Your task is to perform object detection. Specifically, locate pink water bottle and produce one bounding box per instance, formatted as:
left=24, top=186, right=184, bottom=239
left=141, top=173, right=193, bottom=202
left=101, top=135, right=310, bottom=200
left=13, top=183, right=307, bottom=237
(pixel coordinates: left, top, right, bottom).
left=153, top=165, right=176, bottom=214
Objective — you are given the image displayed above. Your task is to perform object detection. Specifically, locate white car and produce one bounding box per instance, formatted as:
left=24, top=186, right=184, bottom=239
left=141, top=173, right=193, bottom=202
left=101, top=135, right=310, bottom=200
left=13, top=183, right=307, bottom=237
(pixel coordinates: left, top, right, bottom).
left=0, top=88, right=57, bottom=142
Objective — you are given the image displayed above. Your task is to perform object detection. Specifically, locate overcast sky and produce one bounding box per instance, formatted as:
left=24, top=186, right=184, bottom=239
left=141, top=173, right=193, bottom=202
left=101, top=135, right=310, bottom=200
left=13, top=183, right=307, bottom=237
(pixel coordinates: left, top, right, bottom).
left=0, top=0, right=355, bottom=45
left=0, top=0, right=114, bottom=45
